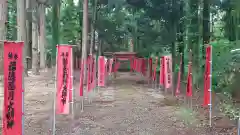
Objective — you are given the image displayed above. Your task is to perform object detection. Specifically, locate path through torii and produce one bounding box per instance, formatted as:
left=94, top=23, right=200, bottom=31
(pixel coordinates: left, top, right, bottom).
left=0, top=70, right=217, bottom=135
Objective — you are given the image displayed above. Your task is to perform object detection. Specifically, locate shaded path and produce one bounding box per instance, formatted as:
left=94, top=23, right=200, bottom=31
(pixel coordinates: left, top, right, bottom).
left=70, top=73, right=212, bottom=135
left=0, top=72, right=215, bottom=135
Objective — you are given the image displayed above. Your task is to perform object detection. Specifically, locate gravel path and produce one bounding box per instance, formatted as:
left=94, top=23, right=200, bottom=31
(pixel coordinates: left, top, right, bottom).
left=0, top=72, right=216, bottom=135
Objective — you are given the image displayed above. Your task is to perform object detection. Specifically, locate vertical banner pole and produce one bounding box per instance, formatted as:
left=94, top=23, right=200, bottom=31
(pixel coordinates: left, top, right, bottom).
left=97, top=56, right=100, bottom=91
left=81, top=96, right=84, bottom=112
left=79, top=56, right=85, bottom=112
left=209, top=45, right=212, bottom=127
left=155, top=57, right=158, bottom=89
left=70, top=47, right=74, bottom=134
left=81, top=60, right=84, bottom=112
left=52, top=46, right=58, bottom=135
left=238, top=117, right=240, bottom=135
left=88, top=56, right=91, bottom=104
left=22, top=42, right=25, bottom=135
left=147, top=58, right=150, bottom=86
left=71, top=48, right=74, bottom=116
left=190, top=50, right=193, bottom=110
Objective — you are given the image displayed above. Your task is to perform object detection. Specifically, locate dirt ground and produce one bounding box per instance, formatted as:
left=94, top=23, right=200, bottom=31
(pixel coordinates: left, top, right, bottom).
left=0, top=71, right=226, bottom=135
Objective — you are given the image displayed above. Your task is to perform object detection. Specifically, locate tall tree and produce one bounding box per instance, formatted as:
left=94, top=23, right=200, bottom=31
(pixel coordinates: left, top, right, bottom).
left=39, top=4, right=46, bottom=69
left=0, top=0, right=7, bottom=75
left=81, top=0, right=89, bottom=83
left=90, top=0, right=98, bottom=55
left=32, top=1, right=40, bottom=74
left=17, top=0, right=27, bottom=75
left=203, top=0, right=210, bottom=53
left=177, top=0, right=185, bottom=79
left=26, top=0, right=33, bottom=69
left=186, top=0, right=200, bottom=87
left=52, top=0, right=60, bottom=65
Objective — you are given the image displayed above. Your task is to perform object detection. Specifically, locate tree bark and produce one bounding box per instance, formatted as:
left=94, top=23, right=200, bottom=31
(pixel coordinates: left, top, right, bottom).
left=203, top=0, right=210, bottom=60
left=32, top=3, right=40, bottom=75
left=51, top=0, right=60, bottom=65
left=26, top=0, right=32, bottom=69
left=17, top=0, right=28, bottom=76
left=78, top=0, right=82, bottom=51
left=39, top=4, right=46, bottom=69
left=178, top=0, right=185, bottom=79
left=0, top=0, right=7, bottom=75
left=90, top=0, right=97, bottom=55
left=81, top=0, right=89, bottom=84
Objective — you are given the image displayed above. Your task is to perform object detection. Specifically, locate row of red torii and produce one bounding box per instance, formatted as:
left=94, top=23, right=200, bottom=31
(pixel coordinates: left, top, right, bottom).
left=2, top=41, right=213, bottom=135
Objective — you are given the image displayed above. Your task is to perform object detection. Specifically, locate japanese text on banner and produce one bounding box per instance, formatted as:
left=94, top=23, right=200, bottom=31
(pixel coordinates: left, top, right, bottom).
left=159, top=57, right=164, bottom=86
left=3, top=41, right=23, bottom=135
left=164, top=55, right=172, bottom=89
left=98, top=56, right=105, bottom=86
left=56, top=45, right=72, bottom=114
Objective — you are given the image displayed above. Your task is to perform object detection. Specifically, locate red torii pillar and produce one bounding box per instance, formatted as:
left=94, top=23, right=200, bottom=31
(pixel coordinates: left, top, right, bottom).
left=113, top=52, right=136, bottom=78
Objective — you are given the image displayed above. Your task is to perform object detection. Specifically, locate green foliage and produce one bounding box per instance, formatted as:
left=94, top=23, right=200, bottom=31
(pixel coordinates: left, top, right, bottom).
left=6, top=0, right=17, bottom=40
left=60, top=0, right=80, bottom=44
left=211, top=39, right=236, bottom=92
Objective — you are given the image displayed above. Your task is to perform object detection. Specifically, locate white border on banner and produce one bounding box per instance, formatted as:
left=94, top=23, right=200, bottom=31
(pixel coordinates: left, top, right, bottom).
left=208, top=45, right=212, bottom=127
left=52, top=44, right=76, bottom=135
left=163, top=54, right=173, bottom=95
left=52, top=45, right=58, bottom=135
left=21, top=41, right=25, bottom=135
left=1, top=41, right=25, bottom=135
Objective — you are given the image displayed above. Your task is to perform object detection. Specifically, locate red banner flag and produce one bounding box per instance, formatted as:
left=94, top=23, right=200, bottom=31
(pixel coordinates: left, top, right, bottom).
left=79, top=59, right=84, bottom=96
left=138, top=58, right=140, bottom=72
left=136, top=58, right=138, bottom=72
left=140, top=58, right=142, bottom=73
left=3, top=41, right=23, bottom=135
left=109, top=58, right=114, bottom=74
left=141, top=59, right=147, bottom=76
left=203, top=45, right=211, bottom=106
left=153, top=57, right=158, bottom=81
left=113, top=61, right=120, bottom=72
left=130, top=57, right=133, bottom=72
left=134, top=58, right=137, bottom=71
left=164, top=55, right=172, bottom=89
left=56, top=45, right=72, bottom=114
left=186, top=61, right=192, bottom=97
left=91, top=58, right=96, bottom=89
left=87, top=55, right=92, bottom=92
left=98, top=56, right=105, bottom=86
left=149, top=58, right=153, bottom=78
left=175, top=55, right=182, bottom=96
left=159, top=56, right=164, bottom=86
left=105, top=58, right=109, bottom=77
left=133, top=58, right=136, bottom=71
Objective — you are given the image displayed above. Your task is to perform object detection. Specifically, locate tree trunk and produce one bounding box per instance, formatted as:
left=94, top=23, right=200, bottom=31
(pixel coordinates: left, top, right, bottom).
left=17, top=0, right=28, bottom=76
left=90, top=0, right=97, bottom=55
left=0, top=0, right=7, bottom=76
left=234, top=1, right=240, bottom=46
left=32, top=3, right=40, bottom=75
left=187, top=0, right=199, bottom=88
left=178, top=0, right=185, bottom=79
left=39, top=4, right=46, bottom=69
left=81, top=0, right=89, bottom=84
left=52, top=0, right=60, bottom=65
left=26, top=0, right=32, bottom=69
left=78, top=0, right=83, bottom=51
left=203, top=0, right=210, bottom=64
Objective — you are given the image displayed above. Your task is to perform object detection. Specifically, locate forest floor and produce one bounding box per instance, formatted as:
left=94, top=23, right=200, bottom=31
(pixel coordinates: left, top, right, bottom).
left=0, top=70, right=237, bottom=135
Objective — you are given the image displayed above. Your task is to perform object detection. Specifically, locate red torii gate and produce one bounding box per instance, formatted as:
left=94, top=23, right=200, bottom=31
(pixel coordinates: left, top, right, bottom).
left=112, top=52, right=136, bottom=78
